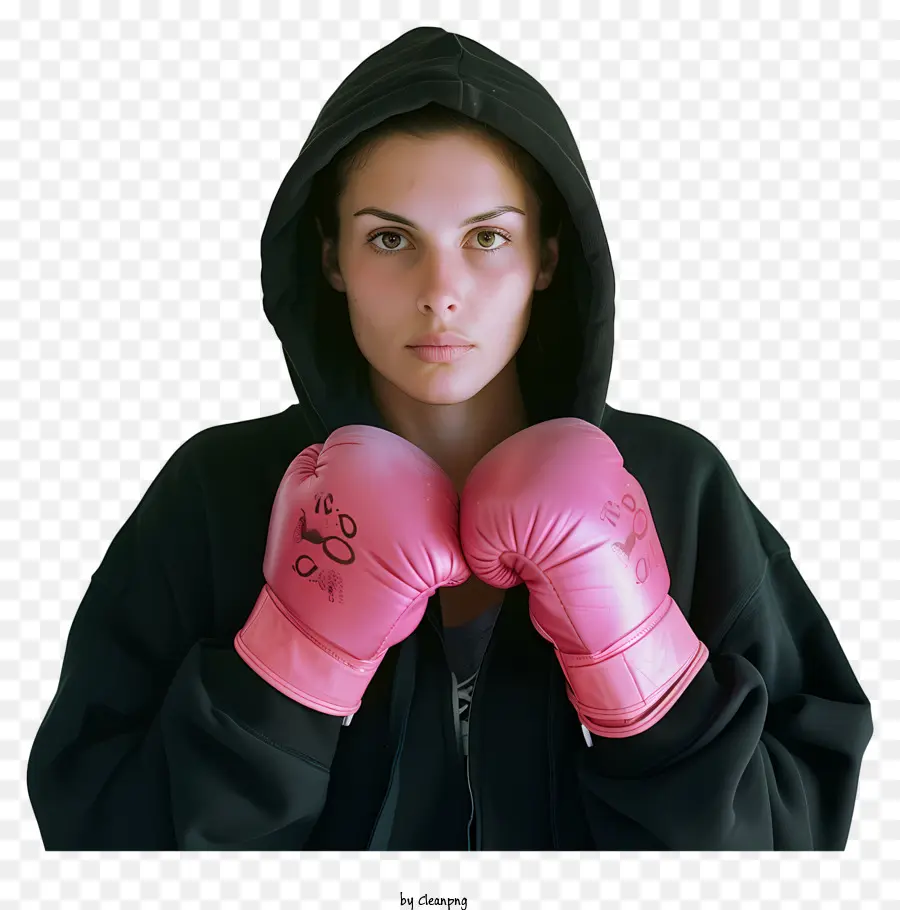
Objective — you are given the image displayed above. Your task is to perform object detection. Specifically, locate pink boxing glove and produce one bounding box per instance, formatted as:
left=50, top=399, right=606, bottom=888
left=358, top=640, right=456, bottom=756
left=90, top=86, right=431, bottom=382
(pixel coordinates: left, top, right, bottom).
left=459, top=418, right=708, bottom=738
left=235, top=425, right=471, bottom=718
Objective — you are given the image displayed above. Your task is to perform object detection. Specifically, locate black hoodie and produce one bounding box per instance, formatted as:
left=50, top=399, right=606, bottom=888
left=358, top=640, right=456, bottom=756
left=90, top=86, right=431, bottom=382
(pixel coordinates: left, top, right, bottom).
left=27, top=25, right=873, bottom=851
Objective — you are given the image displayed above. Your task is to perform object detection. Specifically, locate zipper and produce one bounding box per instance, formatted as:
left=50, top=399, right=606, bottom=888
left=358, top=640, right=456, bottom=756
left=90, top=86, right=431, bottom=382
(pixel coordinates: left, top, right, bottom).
left=465, top=668, right=482, bottom=850
left=428, top=605, right=476, bottom=849
left=449, top=663, right=478, bottom=849
left=464, top=613, right=500, bottom=851
left=432, top=595, right=503, bottom=851
left=465, top=670, right=478, bottom=850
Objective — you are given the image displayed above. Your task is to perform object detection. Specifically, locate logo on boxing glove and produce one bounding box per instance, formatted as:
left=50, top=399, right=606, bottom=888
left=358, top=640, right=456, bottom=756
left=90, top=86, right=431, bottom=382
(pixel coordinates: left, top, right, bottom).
left=600, top=487, right=662, bottom=586
left=290, top=491, right=358, bottom=604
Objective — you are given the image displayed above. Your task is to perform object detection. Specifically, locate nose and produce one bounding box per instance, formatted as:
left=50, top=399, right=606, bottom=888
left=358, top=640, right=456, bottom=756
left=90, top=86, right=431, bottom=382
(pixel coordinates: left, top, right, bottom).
left=415, top=249, right=468, bottom=315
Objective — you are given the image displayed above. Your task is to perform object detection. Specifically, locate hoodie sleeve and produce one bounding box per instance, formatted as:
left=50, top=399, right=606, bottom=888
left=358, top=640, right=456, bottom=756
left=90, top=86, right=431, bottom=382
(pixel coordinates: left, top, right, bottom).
left=26, top=436, right=344, bottom=850
left=574, top=450, right=874, bottom=851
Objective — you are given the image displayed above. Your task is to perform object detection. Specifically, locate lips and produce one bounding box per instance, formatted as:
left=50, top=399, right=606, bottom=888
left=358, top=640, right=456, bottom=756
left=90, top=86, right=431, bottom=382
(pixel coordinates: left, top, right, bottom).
left=407, top=331, right=473, bottom=347
left=408, top=344, right=475, bottom=363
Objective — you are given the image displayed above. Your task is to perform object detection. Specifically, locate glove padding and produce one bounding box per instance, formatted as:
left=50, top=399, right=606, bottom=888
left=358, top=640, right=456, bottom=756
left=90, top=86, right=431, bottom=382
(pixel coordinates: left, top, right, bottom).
left=459, top=417, right=708, bottom=738
left=236, top=425, right=471, bottom=716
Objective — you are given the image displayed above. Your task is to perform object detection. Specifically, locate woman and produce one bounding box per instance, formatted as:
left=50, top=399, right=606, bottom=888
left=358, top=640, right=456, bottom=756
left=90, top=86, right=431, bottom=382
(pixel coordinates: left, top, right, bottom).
left=27, top=26, right=872, bottom=851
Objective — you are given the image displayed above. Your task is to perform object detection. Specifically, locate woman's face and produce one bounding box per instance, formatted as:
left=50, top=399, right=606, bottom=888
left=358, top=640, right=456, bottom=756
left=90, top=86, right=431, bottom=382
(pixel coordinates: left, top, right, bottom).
left=318, top=130, right=559, bottom=406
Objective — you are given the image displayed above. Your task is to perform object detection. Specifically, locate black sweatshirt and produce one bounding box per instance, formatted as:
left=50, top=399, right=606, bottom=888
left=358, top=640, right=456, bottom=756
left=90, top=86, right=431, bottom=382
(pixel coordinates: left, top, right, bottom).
left=27, top=25, right=873, bottom=851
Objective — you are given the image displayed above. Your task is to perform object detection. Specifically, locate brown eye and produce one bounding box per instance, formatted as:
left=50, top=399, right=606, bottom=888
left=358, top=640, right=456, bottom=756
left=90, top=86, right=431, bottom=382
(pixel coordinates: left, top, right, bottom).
left=378, top=231, right=406, bottom=252
left=367, top=227, right=512, bottom=257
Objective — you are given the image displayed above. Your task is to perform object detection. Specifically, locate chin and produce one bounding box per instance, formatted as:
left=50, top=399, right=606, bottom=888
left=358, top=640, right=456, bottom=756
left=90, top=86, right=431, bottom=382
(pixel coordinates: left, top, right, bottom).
left=392, top=369, right=491, bottom=406
left=408, top=384, right=484, bottom=406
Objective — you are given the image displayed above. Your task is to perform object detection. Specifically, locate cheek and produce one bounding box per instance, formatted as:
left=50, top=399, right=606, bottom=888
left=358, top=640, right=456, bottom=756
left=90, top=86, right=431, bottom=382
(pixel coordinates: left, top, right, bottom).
left=344, top=258, right=407, bottom=317
left=488, top=260, right=536, bottom=297
left=482, top=272, right=535, bottom=333
left=345, top=293, right=405, bottom=358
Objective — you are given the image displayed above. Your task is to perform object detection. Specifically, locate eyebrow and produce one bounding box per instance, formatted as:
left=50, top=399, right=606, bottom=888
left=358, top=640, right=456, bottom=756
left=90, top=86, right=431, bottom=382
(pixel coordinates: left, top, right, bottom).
left=352, top=205, right=526, bottom=229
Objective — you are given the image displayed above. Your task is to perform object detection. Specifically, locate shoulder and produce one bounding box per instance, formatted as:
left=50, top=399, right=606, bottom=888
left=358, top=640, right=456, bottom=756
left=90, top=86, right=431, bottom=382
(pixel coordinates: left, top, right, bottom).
left=599, top=404, right=786, bottom=642
left=186, top=403, right=312, bottom=455
left=599, top=402, right=727, bottom=480
left=135, top=406, right=319, bottom=536
left=599, top=401, right=786, bottom=559
left=176, top=404, right=316, bottom=487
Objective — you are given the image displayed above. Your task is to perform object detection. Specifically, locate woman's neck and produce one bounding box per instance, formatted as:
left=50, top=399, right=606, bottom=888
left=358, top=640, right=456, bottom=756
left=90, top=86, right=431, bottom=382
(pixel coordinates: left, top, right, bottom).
left=371, top=359, right=530, bottom=493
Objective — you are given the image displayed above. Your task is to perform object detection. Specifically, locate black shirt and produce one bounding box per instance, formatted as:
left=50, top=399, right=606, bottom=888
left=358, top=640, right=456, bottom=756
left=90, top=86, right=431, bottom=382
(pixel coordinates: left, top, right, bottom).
left=441, top=601, right=504, bottom=759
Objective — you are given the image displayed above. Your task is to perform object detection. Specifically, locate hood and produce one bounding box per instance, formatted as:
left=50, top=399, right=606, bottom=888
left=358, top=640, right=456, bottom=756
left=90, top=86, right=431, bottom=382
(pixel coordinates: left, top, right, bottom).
left=260, top=25, right=616, bottom=438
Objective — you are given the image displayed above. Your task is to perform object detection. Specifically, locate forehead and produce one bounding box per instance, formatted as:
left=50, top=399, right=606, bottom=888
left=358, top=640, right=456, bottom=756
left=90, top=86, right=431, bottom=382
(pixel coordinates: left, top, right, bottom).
left=342, top=131, right=531, bottom=206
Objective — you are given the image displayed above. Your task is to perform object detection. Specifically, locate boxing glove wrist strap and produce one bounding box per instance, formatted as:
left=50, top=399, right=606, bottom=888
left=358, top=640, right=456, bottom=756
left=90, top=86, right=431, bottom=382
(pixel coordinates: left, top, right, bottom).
left=549, top=594, right=709, bottom=739
left=234, top=583, right=381, bottom=718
